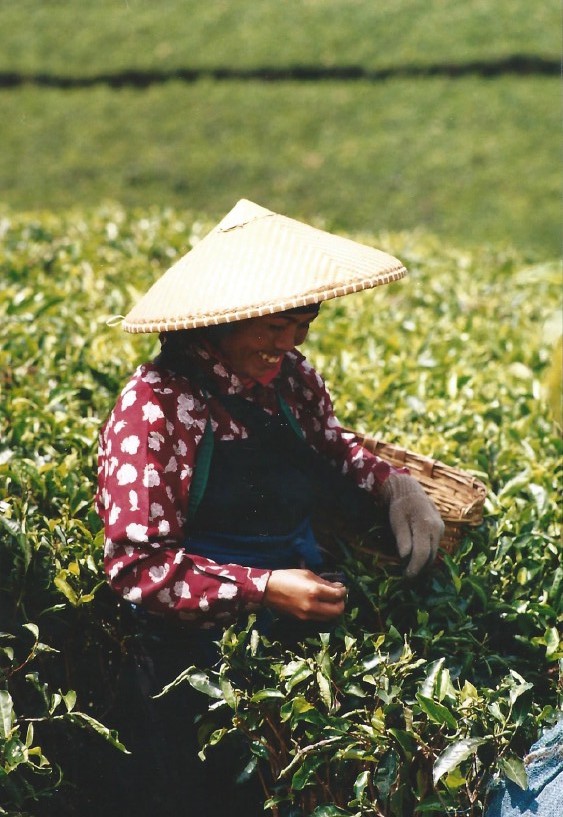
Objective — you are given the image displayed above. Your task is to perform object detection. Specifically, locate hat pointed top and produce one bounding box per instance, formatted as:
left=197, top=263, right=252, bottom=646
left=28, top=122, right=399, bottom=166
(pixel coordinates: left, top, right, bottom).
left=217, top=199, right=274, bottom=231
left=122, top=199, right=407, bottom=333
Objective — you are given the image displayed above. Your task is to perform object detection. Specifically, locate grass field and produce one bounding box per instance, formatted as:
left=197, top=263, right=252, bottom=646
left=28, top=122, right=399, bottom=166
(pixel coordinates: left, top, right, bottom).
left=0, top=1, right=559, bottom=257
left=1, top=1, right=557, bottom=75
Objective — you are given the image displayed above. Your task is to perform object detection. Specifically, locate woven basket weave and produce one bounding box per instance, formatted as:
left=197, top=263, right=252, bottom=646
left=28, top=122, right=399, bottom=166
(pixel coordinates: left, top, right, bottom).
left=354, top=431, right=487, bottom=553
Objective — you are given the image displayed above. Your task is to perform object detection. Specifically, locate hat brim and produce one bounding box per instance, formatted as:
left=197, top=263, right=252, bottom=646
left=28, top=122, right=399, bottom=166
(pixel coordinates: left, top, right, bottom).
left=122, top=199, right=407, bottom=333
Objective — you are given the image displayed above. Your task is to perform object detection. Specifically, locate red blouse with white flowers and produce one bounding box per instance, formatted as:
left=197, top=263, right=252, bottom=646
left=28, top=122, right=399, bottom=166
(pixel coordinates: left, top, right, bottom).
left=96, top=345, right=394, bottom=626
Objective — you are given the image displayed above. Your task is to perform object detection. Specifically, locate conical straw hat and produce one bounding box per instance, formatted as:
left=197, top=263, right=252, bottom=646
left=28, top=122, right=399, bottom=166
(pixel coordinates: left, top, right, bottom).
left=122, top=199, right=407, bottom=333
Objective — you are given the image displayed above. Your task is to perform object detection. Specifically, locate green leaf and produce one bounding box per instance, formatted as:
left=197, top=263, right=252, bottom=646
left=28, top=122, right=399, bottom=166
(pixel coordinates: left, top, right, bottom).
left=236, top=755, right=258, bottom=784
left=507, top=672, right=533, bottom=705
left=198, top=727, right=227, bottom=757
left=250, top=688, right=285, bottom=703
left=414, top=795, right=447, bottom=812
left=460, top=680, right=479, bottom=704
left=544, top=626, right=561, bottom=658
left=291, top=753, right=325, bottom=791
left=0, top=690, right=14, bottom=739
left=421, top=658, right=446, bottom=698
left=433, top=738, right=486, bottom=785
left=220, top=677, right=236, bottom=709
left=186, top=670, right=224, bottom=700
left=49, top=692, right=62, bottom=715
left=442, top=553, right=462, bottom=593
left=156, top=666, right=223, bottom=701
left=3, top=736, right=27, bottom=770
left=353, top=769, right=371, bottom=800
left=68, top=712, right=130, bottom=753
left=54, top=575, right=79, bottom=606
left=389, top=727, right=418, bottom=758
left=462, top=575, right=488, bottom=608
left=316, top=670, right=333, bottom=709
left=444, top=768, right=467, bottom=789
left=25, top=723, right=34, bottom=748
left=374, top=748, right=399, bottom=800
left=284, top=663, right=313, bottom=692
left=280, top=696, right=317, bottom=723
left=34, top=641, right=59, bottom=655
left=62, top=689, right=77, bottom=712
left=498, top=471, right=531, bottom=498
left=310, top=806, right=350, bottom=817
left=22, top=622, right=39, bottom=640
left=499, top=754, right=528, bottom=790
left=416, top=694, right=458, bottom=730
left=345, top=682, right=366, bottom=698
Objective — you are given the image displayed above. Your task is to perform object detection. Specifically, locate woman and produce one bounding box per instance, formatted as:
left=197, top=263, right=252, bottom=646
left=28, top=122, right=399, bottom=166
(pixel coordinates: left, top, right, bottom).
left=96, top=199, right=444, bottom=815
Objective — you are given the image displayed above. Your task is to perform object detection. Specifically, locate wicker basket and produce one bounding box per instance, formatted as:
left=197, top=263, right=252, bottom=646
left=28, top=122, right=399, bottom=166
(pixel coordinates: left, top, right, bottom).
left=354, top=431, right=487, bottom=553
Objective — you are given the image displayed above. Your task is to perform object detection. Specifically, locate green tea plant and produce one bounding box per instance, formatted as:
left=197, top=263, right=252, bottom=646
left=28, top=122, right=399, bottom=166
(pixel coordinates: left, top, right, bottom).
left=0, top=622, right=126, bottom=816
left=169, top=506, right=560, bottom=816
left=0, top=206, right=560, bottom=815
left=169, top=610, right=547, bottom=816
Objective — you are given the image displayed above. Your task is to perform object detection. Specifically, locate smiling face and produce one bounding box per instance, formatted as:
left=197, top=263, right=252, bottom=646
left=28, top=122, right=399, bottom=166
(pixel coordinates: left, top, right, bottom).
left=217, top=311, right=318, bottom=381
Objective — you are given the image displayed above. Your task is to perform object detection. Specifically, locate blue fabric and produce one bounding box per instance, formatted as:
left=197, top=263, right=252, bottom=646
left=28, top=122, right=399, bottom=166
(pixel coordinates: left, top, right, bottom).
left=485, top=719, right=563, bottom=817
left=183, top=516, right=324, bottom=572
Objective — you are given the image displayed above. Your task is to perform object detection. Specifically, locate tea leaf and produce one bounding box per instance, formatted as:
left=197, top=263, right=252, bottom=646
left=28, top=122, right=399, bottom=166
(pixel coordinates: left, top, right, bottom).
left=499, top=754, right=528, bottom=790
left=67, top=713, right=129, bottom=754
left=416, top=695, right=458, bottom=730
left=433, top=738, right=486, bottom=785
left=0, top=691, right=14, bottom=739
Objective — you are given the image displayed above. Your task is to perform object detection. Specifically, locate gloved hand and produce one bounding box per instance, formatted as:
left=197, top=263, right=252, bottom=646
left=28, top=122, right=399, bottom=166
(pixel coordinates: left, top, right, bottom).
left=381, top=473, right=445, bottom=578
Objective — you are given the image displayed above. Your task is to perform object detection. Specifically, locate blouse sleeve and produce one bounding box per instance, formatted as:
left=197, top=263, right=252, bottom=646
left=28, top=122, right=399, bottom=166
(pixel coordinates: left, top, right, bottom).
left=96, top=365, right=270, bottom=623
left=287, top=357, right=407, bottom=495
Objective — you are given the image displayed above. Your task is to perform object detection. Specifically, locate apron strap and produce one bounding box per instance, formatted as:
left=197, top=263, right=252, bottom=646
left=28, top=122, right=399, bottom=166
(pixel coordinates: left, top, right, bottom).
left=277, top=393, right=305, bottom=439
left=187, top=419, right=214, bottom=522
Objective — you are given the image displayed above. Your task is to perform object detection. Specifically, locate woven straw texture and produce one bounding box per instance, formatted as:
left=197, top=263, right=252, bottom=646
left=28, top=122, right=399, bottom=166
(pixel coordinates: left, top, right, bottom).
left=355, top=432, right=487, bottom=553
left=123, top=199, right=407, bottom=333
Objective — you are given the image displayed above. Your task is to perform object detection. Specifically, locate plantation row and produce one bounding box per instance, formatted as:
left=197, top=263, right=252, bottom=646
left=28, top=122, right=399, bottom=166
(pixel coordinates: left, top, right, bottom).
left=1, top=1, right=557, bottom=76
left=1, top=1, right=559, bottom=255
left=0, top=207, right=561, bottom=815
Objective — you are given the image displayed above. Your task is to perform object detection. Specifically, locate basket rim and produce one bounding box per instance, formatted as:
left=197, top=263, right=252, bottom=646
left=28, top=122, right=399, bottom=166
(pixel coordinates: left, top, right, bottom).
left=349, top=429, right=488, bottom=526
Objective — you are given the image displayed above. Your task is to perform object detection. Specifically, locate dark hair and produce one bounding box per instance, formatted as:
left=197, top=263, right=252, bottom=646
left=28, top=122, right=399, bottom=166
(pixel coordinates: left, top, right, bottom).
left=281, top=304, right=321, bottom=316
left=157, top=325, right=232, bottom=372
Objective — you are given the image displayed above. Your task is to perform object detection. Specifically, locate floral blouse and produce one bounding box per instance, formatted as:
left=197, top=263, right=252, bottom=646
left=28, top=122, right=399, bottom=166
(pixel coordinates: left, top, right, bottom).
left=96, top=345, right=395, bottom=626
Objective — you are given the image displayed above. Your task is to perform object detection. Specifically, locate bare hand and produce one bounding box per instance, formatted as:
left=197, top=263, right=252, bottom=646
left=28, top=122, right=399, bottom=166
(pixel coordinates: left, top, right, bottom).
left=263, top=569, right=347, bottom=621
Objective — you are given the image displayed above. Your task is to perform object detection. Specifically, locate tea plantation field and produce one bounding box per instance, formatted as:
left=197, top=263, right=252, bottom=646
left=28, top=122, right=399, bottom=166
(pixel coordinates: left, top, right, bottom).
left=1, top=207, right=561, bottom=815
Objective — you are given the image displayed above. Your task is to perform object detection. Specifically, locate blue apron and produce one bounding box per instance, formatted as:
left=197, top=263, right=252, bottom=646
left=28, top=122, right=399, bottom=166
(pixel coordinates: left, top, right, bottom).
left=184, top=391, right=324, bottom=573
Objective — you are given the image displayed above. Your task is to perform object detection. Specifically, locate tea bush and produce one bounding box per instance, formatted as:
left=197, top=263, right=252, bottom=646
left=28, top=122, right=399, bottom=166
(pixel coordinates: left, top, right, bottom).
left=0, top=207, right=560, bottom=815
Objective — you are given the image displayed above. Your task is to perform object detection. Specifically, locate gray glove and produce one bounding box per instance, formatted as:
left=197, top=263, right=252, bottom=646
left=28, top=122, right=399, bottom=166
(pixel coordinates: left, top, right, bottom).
left=381, top=473, right=445, bottom=578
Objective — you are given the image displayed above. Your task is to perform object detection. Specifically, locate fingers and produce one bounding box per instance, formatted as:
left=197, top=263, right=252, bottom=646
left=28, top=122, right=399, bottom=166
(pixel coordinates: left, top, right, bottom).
left=404, top=521, right=434, bottom=578
left=264, top=569, right=347, bottom=621
left=303, top=600, right=346, bottom=622
left=390, top=496, right=445, bottom=578
left=412, top=514, right=444, bottom=576
left=388, top=508, right=414, bottom=561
